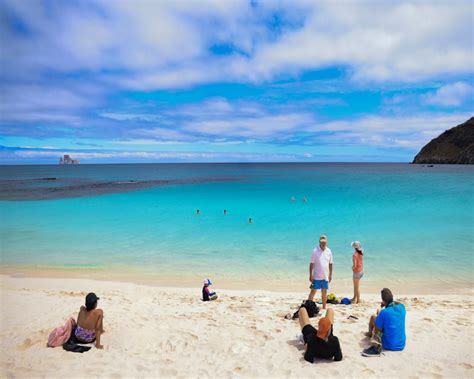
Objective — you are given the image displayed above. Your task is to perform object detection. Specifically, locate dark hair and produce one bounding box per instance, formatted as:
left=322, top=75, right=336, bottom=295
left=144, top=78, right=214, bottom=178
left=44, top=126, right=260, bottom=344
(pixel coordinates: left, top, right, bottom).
left=85, top=301, right=97, bottom=311
left=85, top=293, right=99, bottom=311
left=356, top=248, right=363, bottom=254
left=381, top=288, right=393, bottom=305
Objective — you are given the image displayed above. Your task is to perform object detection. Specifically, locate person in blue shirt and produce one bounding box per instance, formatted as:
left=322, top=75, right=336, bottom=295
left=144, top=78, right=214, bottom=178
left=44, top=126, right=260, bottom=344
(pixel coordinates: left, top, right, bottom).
left=362, top=288, right=406, bottom=357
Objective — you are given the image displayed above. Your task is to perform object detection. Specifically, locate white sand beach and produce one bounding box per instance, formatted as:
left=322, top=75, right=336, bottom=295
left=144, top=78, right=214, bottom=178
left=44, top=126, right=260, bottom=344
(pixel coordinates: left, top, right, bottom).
left=1, top=274, right=473, bottom=379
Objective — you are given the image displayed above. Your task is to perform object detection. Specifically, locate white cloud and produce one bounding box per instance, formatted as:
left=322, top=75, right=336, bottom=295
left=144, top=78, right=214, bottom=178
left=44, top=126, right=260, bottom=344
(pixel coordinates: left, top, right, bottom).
left=424, top=82, right=474, bottom=107
left=306, top=113, right=472, bottom=149
left=183, top=113, right=314, bottom=138
left=2, top=148, right=313, bottom=163
left=99, top=113, right=164, bottom=122
left=0, top=83, right=101, bottom=123
left=249, top=2, right=473, bottom=83
left=1, top=1, right=472, bottom=89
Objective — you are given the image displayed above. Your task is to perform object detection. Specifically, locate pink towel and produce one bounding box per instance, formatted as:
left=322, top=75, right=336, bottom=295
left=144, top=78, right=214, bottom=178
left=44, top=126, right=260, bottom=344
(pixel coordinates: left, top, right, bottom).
left=47, top=317, right=76, bottom=347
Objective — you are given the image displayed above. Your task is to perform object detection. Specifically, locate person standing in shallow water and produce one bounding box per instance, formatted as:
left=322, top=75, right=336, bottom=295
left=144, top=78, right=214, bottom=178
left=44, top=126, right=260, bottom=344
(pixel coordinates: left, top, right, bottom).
left=351, top=241, right=364, bottom=304
left=308, top=235, right=333, bottom=309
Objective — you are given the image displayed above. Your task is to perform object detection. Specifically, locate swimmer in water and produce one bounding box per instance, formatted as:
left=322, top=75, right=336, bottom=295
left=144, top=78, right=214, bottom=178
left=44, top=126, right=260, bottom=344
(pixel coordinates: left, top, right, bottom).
left=291, top=196, right=296, bottom=202
left=224, top=209, right=227, bottom=215
left=196, top=209, right=200, bottom=215
left=302, top=197, right=307, bottom=202
left=248, top=217, right=253, bottom=224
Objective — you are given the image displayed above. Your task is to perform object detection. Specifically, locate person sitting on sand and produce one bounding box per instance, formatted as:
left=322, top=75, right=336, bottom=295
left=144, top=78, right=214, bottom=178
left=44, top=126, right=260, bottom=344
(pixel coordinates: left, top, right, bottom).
left=298, top=306, right=342, bottom=363
left=362, top=288, right=406, bottom=357
left=351, top=241, right=364, bottom=304
left=202, top=278, right=218, bottom=301
left=75, top=292, right=104, bottom=349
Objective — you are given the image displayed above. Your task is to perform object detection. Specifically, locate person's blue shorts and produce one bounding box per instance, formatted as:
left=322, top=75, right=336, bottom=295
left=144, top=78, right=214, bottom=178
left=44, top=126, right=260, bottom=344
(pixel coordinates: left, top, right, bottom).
left=311, top=279, right=329, bottom=290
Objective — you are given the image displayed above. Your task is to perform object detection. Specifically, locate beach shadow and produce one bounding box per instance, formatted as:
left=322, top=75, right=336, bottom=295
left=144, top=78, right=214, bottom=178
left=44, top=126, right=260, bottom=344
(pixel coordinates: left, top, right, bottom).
left=286, top=339, right=305, bottom=351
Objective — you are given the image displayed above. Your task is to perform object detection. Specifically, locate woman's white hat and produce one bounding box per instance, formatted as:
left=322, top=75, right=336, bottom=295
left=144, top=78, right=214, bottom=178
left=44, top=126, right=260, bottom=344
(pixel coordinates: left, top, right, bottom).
left=351, top=241, right=362, bottom=250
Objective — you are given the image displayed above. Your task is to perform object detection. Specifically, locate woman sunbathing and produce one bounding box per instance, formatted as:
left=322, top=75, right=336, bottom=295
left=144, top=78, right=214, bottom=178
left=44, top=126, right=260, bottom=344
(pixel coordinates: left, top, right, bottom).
left=75, top=292, right=104, bottom=349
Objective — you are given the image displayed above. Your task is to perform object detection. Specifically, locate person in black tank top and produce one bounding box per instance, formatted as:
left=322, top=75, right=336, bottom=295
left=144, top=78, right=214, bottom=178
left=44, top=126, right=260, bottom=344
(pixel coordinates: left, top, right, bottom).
left=298, top=307, right=343, bottom=363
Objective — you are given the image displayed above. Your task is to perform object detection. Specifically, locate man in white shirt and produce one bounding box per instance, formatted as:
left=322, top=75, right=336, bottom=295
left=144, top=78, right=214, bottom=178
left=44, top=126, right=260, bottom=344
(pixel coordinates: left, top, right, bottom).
left=308, top=235, right=333, bottom=309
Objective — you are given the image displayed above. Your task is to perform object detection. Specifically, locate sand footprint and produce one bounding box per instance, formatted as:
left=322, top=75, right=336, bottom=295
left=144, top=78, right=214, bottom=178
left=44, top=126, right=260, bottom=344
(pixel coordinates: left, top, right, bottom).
left=16, top=338, right=34, bottom=351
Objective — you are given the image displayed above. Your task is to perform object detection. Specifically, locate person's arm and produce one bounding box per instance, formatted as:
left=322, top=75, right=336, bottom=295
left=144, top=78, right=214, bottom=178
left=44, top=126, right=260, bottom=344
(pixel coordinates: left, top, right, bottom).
left=352, top=255, right=356, bottom=271
left=374, top=310, right=384, bottom=332
left=309, top=263, right=314, bottom=282
left=328, top=251, right=334, bottom=282
left=95, top=310, right=104, bottom=349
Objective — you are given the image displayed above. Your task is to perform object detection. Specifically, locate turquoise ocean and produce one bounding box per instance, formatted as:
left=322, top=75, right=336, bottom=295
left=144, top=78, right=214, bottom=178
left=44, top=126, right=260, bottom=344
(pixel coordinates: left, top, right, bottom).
left=1, top=163, right=473, bottom=290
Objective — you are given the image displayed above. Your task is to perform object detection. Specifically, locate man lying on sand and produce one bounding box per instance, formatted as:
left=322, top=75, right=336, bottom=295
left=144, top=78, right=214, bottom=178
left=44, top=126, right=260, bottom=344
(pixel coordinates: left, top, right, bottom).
left=362, top=288, right=406, bottom=357
left=75, top=293, right=105, bottom=349
left=298, top=306, right=343, bottom=363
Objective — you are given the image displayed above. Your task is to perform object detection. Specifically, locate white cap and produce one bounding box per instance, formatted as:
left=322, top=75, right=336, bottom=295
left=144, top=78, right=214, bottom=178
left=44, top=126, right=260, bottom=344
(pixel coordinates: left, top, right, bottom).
left=351, top=241, right=362, bottom=250
left=203, top=278, right=212, bottom=285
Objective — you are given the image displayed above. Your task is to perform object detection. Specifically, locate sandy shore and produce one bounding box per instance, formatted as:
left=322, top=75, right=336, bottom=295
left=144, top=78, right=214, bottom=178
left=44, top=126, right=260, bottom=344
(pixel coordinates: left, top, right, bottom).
left=1, top=265, right=471, bottom=295
left=1, top=274, right=473, bottom=378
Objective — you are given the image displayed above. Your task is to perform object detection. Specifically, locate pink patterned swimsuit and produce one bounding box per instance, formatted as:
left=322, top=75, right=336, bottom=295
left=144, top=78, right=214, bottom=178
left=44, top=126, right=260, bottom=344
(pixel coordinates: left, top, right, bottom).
left=74, top=325, right=96, bottom=343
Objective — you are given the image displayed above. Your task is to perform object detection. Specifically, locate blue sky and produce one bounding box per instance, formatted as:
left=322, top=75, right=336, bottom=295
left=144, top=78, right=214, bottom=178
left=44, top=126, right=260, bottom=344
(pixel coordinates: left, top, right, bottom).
left=0, top=0, right=473, bottom=164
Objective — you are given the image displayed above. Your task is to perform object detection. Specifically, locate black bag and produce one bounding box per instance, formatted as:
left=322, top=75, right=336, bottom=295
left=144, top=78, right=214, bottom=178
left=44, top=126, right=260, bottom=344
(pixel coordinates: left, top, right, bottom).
left=292, top=300, right=320, bottom=319
left=62, top=327, right=92, bottom=353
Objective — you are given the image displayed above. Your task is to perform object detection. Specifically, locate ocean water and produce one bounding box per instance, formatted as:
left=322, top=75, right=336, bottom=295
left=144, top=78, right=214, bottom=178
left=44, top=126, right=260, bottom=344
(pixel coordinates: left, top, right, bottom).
left=1, top=163, right=473, bottom=289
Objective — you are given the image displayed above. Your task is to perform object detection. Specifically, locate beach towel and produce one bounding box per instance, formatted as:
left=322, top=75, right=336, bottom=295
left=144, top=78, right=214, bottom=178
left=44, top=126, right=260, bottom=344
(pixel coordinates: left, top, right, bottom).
left=47, top=317, right=76, bottom=347
left=63, top=329, right=92, bottom=353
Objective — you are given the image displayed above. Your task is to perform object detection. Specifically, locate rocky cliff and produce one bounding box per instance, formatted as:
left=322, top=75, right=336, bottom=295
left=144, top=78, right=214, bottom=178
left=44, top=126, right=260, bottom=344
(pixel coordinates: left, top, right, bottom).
left=413, top=117, right=474, bottom=164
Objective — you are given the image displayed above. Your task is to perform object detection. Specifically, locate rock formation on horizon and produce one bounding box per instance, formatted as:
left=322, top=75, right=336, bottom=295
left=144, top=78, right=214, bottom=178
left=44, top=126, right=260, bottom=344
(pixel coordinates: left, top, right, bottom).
left=413, top=117, right=474, bottom=164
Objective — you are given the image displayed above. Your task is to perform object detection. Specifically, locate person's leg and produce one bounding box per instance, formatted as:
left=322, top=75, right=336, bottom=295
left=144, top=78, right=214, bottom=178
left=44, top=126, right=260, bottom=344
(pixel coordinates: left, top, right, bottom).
left=298, top=307, right=311, bottom=329
left=351, top=277, right=356, bottom=302
left=365, top=314, right=376, bottom=336
left=307, top=288, right=317, bottom=301
left=321, top=288, right=327, bottom=309
left=370, top=327, right=383, bottom=352
left=325, top=307, right=335, bottom=325
left=354, top=277, right=360, bottom=303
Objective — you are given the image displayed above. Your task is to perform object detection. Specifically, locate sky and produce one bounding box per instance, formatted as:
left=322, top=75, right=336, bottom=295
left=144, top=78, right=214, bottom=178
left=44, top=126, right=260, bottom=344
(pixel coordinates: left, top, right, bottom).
left=0, top=0, right=473, bottom=164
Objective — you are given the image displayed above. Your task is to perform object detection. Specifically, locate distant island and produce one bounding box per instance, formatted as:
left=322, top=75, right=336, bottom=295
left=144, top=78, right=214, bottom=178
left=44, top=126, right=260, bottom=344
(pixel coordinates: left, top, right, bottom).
left=413, top=117, right=474, bottom=164
left=59, top=154, right=80, bottom=165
